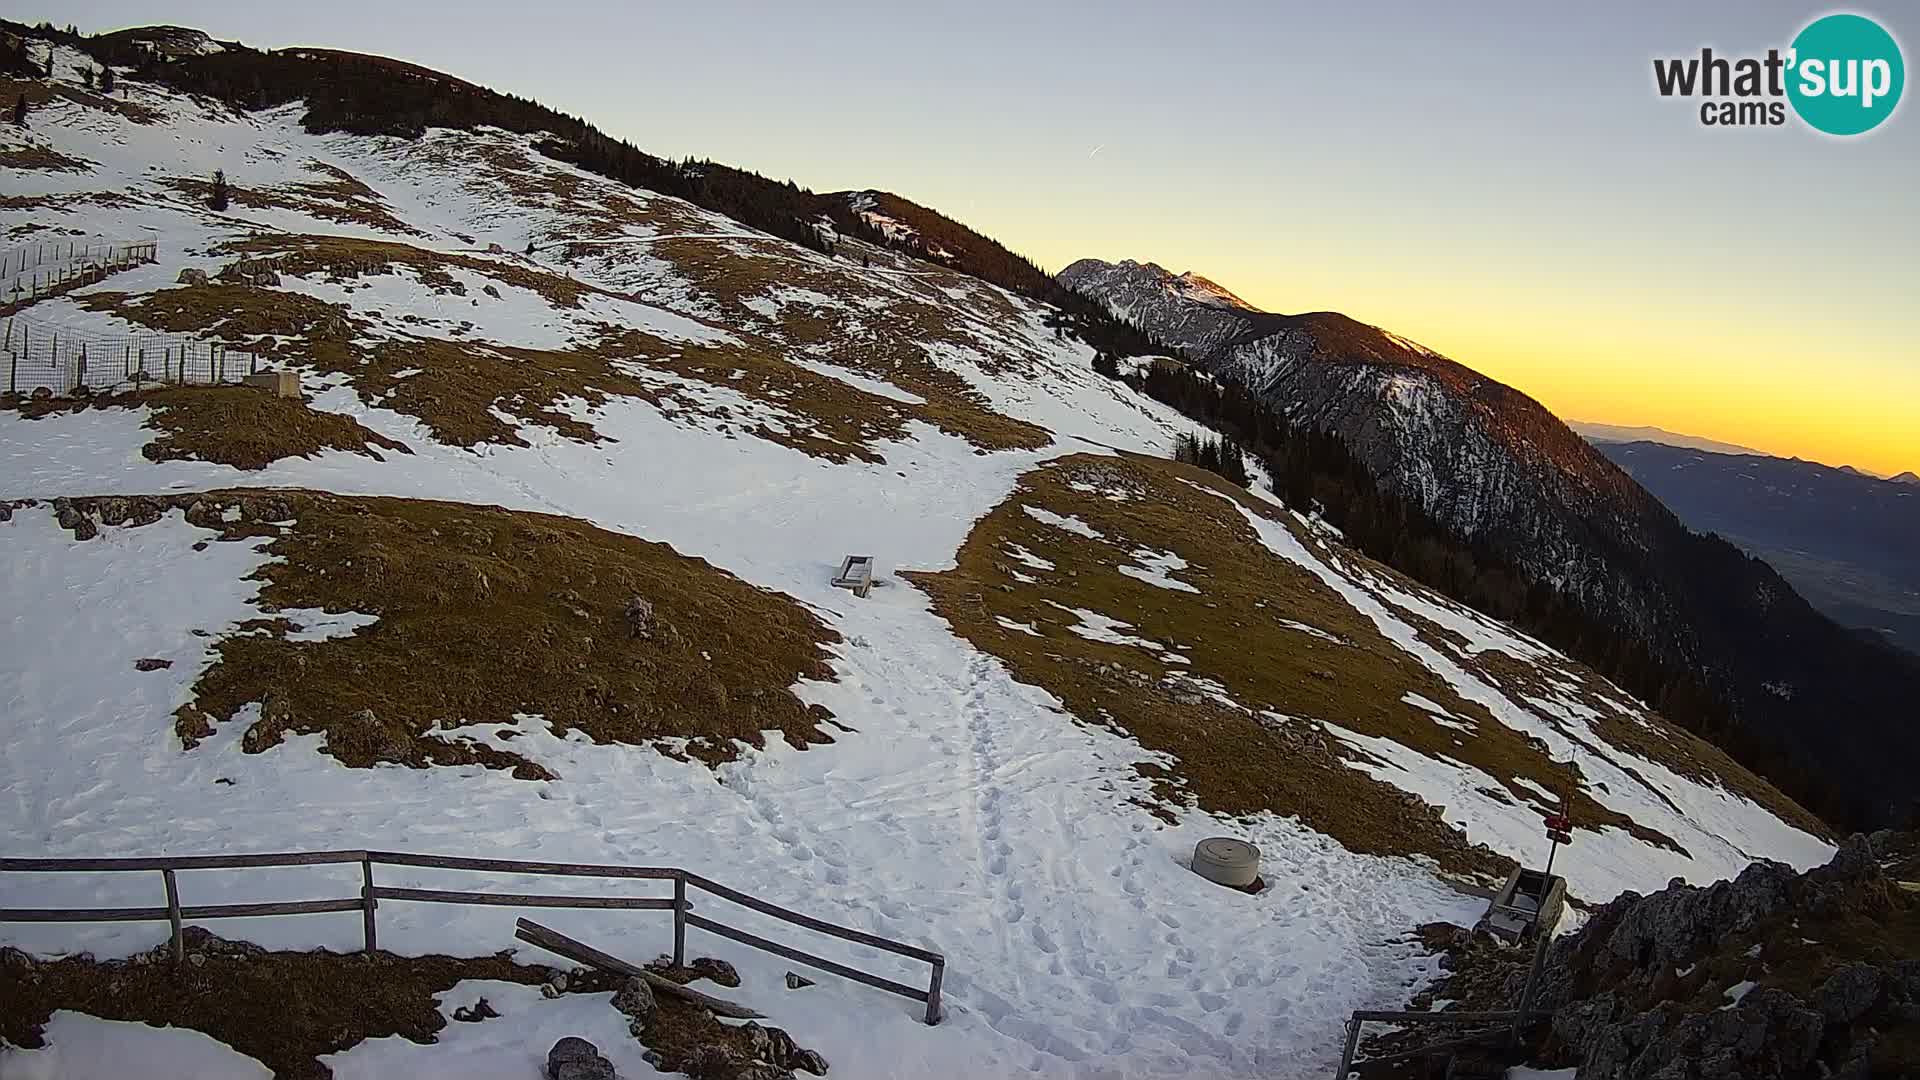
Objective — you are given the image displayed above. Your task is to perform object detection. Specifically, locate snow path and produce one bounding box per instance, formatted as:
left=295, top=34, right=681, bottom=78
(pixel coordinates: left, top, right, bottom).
left=0, top=505, right=1480, bottom=1079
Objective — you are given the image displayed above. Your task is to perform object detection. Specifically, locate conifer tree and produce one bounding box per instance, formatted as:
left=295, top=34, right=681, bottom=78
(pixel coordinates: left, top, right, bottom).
left=209, top=169, right=230, bottom=211
left=99, top=65, right=114, bottom=94
left=12, top=94, right=25, bottom=128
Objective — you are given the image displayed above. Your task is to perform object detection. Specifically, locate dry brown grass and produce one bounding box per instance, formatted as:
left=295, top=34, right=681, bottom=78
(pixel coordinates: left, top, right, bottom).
left=6, top=386, right=410, bottom=470
left=167, top=166, right=419, bottom=235
left=76, top=244, right=1034, bottom=461
left=108, top=491, right=845, bottom=774
left=1471, top=650, right=1829, bottom=840
left=907, top=454, right=1742, bottom=882
left=136, top=386, right=409, bottom=469
left=652, top=236, right=1048, bottom=453
left=0, top=930, right=551, bottom=1080
left=77, top=286, right=358, bottom=364
left=0, top=928, right=804, bottom=1080
left=0, top=75, right=163, bottom=124
left=218, top=233, right=600, bottom=308
left=0, top=143, right=91, bottom=171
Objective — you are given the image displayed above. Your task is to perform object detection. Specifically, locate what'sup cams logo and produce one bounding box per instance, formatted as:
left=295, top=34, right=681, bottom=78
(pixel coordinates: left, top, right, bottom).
left=1654, top=12, right=1904, bottom=134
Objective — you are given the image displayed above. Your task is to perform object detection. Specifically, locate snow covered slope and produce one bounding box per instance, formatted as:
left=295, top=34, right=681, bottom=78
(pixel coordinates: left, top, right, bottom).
left=1061, top=254, right=1920, bottom=833
left=0, top=31, right=1835, bottom=1080
left=1058, top=257, right=1263, bottom=359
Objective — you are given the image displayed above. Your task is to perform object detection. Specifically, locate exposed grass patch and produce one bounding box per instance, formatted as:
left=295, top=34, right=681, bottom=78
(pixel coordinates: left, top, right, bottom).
left=71, top=230, right=1045, bottom=458
left=5, top=386, right=410, bottom=470
left=908, top=455, right=1745, bottom=882
left=0, top=929, right=778, bottom=1080
left=76, top=286, right=358, bottom=365
left=441, top=135, right=710, bottom=240
left=910, top=454, right=1519, bottom=879
left=166, top=166, right=419, bottom=235
left=0, top=75, right=163, bottom=124
left=0, top=930, right=547, bottom=1080
left=0, top=143, right=92, bottom=171
left=115, top=491, right=844, bottom=774
left=653, top=236, right=1048, bottom=453
left=218, top=233, right=602, bottom=308
left=1473, top=648, right=1829, bottom=840
left=74, top=253, right=1023, bottom=461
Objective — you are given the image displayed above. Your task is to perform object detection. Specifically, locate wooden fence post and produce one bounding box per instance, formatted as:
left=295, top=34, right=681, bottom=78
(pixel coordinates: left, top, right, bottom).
left=673, top=872, right=687, bottom=968
left=360, top=858, right=378, bottom=954
left=162, top=868, right=184, bottom=969
left=925, top=958, right=945, bottom=1025
left=1510, top=924, right=1552, bottom=1047
left=1336, top=1015, right=1360, bottom=1078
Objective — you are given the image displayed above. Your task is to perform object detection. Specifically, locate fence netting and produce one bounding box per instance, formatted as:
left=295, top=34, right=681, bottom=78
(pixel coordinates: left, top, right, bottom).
left=2, top=240, right=158, bottom=307
left=3, top=313, right=264, bottom=396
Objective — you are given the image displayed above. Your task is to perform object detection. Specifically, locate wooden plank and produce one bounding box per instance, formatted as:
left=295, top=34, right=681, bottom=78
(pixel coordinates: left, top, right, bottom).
left=177, top=898, right=366, bottom=919
left=373, top=886, right=673, bottom=910
left=0, top=851, right=369, bottom=873
left=1349, top=1010, right=1526, bottom=1024
left=513, top=918, right=765, bottom=1020
left=0, top=906, right=170, bottom=923
left=368, top=851, right=677, bottom=879
left=681, top=872, right=943, bottom=965
left=684, top=912, right=927, bottom=1003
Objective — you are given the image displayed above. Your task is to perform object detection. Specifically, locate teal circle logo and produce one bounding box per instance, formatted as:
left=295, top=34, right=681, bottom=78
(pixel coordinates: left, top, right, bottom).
left=1787, top=14, right=1904, bottom=135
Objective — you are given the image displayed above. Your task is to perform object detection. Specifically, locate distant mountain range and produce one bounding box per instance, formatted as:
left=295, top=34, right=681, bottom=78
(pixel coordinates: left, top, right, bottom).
left=1596, top=441, right=1920, bottom=656
left=1575, top=421, right=1917, bottom=484
left=1061, top=256, right=1920, bottom=828
left=1570, top=422, right=1765, bottom=458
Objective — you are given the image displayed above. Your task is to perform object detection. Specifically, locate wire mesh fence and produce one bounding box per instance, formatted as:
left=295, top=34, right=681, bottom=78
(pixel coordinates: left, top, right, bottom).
left=2, top=315, right=265, bottom=397
left=2, top=241, right=158, bottom=307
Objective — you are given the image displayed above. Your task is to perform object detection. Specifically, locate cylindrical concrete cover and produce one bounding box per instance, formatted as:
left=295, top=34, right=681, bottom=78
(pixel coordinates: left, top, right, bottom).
left=1192, top=837, right=1260, bottom=887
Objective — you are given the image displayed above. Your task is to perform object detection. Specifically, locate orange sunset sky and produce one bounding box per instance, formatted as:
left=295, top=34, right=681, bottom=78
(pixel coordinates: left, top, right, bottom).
left=42, top=1, right=1919, bottom=475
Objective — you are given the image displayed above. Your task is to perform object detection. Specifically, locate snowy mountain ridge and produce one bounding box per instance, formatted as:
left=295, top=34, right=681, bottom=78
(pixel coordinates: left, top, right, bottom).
left=0, top=26, right=1841, bottom=1080
left=1061, top=253, right=1920, bottom=834
left=1059, top=257, right=1263, bottom=359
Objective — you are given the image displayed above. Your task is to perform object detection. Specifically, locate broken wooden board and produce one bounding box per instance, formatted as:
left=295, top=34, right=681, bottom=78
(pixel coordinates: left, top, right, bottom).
left=514, top=917, right=766, bottom=1020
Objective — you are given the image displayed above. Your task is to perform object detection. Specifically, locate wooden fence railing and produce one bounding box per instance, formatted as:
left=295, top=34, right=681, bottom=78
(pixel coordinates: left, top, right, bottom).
left=0, top=849, right=945, bottom=1024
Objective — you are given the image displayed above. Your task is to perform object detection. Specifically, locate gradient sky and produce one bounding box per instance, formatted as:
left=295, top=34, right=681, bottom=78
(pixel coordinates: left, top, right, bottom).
left=33, top=1, right=1920, bottom=475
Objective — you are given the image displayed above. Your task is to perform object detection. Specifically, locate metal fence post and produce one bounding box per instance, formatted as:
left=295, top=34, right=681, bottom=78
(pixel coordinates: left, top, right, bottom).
left=162, top=868, right=184, bottom=969
left=1335, top=1015, right=1360, bottom=1078
left=360, top=858, right=378, bottom=954
left=672, top=872, right=687, bottom=968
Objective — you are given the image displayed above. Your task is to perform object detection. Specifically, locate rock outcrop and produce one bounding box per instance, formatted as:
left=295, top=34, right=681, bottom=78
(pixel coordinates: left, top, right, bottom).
left=1522, top=834, right=1917, bottom=1080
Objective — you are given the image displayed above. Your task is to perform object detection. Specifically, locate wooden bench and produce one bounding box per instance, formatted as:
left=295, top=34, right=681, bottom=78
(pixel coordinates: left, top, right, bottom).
left=831, top=555, right=875, bottom=598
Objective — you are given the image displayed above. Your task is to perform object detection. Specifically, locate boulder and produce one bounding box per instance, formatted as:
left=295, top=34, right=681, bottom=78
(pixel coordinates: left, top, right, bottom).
left=52, top=498, right=98, bottom=541
left=546, top=1037, right=614, bottom=1080
left=176, top=267, right=209, bottom=285
left=624, top=596, right=655, bottom=641
left=688, top=956, right=740, bottom=987
left=612, top=975, right=656, bottom=1021
left=340, top=707, right=412, bottom=762
left=1812, top=963, right=1883, bottom=1025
